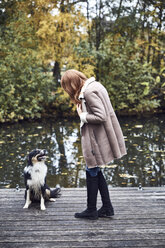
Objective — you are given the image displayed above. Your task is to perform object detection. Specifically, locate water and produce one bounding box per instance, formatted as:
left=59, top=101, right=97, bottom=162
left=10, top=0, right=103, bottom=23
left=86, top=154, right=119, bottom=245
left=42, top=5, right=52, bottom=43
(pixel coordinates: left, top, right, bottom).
left=0, top=114, right=164, bottom=188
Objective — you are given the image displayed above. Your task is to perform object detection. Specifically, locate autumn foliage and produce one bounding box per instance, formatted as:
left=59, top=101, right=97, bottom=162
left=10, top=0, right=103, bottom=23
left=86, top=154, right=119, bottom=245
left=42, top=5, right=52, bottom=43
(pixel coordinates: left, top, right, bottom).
left=0, top=0, right=165, bottom=122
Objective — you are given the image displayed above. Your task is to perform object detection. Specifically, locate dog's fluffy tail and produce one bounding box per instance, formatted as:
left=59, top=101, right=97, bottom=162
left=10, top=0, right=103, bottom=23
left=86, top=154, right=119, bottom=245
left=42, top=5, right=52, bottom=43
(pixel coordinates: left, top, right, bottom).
left=50, top=187, right=61, bottom=198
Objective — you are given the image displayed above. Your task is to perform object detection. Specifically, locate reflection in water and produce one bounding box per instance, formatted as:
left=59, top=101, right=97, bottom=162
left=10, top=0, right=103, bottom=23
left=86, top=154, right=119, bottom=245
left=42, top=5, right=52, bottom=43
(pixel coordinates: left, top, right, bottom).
left=0, top=115, right=164, bottom=188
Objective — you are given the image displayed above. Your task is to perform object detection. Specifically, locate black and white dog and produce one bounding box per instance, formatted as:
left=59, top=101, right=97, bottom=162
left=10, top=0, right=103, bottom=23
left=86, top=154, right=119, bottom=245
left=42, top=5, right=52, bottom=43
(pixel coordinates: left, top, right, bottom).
left=23, top=149, right=61, bottom=210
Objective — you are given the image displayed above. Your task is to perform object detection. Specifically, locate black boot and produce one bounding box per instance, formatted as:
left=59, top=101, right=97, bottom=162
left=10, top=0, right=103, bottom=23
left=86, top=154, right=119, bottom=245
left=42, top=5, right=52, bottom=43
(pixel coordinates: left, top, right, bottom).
left=98, top=170, right=114, bottom=217
left=75, top=171, right=98, bottom=220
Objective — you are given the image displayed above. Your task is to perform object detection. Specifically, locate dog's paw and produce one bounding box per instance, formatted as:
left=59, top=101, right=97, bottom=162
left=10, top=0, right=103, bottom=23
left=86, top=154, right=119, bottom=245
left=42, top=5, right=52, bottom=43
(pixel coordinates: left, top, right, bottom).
left=23, top=200, right=31, bottom=209
left=40, top=205, right=46, bottom=211
left=41, top=206, right=46, bottom=211
left=49, top=198, right=56, bottom=202
left=23, top=205, right=29, bottom=209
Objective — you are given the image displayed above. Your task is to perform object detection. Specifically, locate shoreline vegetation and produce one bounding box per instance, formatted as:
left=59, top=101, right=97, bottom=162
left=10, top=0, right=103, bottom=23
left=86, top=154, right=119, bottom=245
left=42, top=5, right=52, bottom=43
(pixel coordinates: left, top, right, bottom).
left=0, top=111, right=164, bottom=126
left=0, top=0, right=165, bottom=123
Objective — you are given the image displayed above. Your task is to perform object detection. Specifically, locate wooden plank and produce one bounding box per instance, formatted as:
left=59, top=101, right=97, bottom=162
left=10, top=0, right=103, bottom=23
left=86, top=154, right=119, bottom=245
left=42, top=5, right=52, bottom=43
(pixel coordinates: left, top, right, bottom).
left=1, top=211, right=165, bottom=218
left=1, top=218, right=165, bottom=226
left=1, top=240, right=165, bottom=248
left=0, top=213, right=165, bottom=220
left=1, top=206, right=165, bottom=213
left=1, top=228, right=165, bottom=237
left=1, top=232, right=165, bottom=242
left=0, top=223, right=165, bottom=231
left=0, top=187, right=165, bottom=248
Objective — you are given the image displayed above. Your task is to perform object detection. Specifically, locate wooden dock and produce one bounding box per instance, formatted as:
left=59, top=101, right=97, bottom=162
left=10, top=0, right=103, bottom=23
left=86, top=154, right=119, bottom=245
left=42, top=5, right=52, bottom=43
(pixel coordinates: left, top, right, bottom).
left=0, top=187, right=165, bottom=248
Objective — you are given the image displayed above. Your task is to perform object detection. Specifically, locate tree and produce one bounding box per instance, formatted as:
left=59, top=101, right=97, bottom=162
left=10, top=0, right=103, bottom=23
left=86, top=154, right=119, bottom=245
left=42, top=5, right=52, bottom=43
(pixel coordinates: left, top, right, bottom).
left=97, top=35, right=160, bottom=114
left=0, top=11, right=54, bottom=122
left=15, top=0, right=90, bottom=81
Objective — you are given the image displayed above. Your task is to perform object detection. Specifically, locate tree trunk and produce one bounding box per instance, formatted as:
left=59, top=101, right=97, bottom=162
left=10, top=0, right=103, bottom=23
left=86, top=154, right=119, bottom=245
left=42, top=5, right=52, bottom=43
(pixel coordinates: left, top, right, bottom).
left=156, top=3, right=163, bottom=70
left=116, top=0, right=123, bottom=20
left=147, top=23, right=152, bottom=64
left=140, top=2, right=146, bottom=64
left=53, top=61, right=61, bottom=82
left=86, top=0, right=91, bottom=47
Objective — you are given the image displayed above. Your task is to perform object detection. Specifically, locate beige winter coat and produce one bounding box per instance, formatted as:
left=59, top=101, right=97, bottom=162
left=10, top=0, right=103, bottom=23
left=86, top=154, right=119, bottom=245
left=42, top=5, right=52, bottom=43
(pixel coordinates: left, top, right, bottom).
left=80, top=78, right=127, bottom=168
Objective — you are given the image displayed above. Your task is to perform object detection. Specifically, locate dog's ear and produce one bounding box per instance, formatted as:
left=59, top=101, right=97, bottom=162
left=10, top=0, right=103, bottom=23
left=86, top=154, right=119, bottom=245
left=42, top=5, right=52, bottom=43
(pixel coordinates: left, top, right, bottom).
left=27, top=149, right=40, bottom=166
left=27, top=154, right=32, bottom=166
left=27, top=150, right=35, bottom=166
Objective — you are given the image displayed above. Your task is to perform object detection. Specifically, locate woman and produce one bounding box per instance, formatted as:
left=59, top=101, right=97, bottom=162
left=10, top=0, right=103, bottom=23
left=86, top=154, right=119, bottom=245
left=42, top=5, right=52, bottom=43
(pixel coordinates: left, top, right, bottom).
left=61, top=69, right=126, bottom=220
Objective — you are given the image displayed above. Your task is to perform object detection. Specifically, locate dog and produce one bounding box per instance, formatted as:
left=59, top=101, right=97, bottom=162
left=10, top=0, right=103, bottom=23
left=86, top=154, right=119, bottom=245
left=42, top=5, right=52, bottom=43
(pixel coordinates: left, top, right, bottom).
left=23, top=149, right=61, bottom=210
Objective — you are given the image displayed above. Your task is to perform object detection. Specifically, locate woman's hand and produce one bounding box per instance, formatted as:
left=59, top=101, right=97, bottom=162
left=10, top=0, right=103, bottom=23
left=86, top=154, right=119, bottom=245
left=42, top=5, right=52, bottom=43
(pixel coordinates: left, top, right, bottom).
left=76, top=104, right=82, bottom=116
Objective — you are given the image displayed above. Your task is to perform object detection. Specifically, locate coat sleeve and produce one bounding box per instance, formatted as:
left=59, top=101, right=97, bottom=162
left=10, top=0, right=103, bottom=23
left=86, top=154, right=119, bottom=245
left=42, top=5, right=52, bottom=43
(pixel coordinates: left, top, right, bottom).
left=85, top=91, right=107, bottom=124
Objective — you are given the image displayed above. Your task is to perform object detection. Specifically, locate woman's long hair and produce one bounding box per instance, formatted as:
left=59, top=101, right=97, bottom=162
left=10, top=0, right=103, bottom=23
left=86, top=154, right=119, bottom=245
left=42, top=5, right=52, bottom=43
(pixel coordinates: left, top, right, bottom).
left=61, top=69, right=87, bottom=104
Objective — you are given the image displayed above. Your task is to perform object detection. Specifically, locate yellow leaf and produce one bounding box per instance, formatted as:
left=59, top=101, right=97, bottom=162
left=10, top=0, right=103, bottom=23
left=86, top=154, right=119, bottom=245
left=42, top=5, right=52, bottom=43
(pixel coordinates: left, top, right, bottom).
left=108, top=164, right=118, bottom=168
left=134, top=125, right=143, bottom=128
left=119, top=174, right=137, bottom=179
left=143, top=167, right=150, bottom=171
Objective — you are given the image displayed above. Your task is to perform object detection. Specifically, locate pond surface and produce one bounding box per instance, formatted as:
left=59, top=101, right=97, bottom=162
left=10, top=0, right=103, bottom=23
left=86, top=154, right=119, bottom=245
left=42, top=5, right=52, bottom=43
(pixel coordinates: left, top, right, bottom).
left=0, top=114, right=165, bottom=189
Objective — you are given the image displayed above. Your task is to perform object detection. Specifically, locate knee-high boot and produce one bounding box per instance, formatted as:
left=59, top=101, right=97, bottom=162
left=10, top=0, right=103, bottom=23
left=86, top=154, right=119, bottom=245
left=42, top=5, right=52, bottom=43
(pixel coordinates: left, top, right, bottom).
left=74, top=171, right=98, bottom=220
left=98, top=170, right=114, bottom=217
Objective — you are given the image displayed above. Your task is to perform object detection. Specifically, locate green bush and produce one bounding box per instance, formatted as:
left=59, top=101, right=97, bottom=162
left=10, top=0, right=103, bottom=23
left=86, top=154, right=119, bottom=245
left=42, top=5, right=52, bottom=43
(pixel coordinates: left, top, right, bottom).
left=0, top=14, right=54, bottom=122
left=97, top=37, right=160, bottom=114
